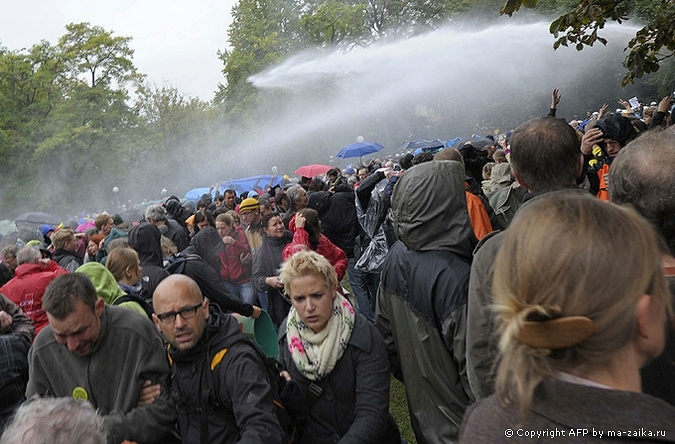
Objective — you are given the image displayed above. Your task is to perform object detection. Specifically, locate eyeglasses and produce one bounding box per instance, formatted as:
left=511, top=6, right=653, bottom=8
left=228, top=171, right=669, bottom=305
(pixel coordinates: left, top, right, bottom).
left=155, top=301, right=204, bottom=324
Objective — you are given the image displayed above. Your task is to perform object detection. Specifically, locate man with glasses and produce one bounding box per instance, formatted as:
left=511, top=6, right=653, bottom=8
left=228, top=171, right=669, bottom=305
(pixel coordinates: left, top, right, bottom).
left=152, top=274, right=283, bottom=443
left=26, top=273, right=177, bottom=444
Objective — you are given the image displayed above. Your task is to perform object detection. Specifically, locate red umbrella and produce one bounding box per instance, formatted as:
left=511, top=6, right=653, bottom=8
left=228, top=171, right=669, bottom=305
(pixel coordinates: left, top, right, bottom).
left=294, top=164, right=332, bottom=177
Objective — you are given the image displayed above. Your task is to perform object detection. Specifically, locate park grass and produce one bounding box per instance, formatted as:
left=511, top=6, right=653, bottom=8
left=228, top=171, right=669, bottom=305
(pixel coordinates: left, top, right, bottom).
left=390, top=377, right=417, bottom=443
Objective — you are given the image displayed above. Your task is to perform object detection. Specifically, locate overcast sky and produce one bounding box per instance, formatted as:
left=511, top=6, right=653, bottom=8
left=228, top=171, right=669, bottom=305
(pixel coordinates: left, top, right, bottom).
left=0, top=0, right=237, bottom=101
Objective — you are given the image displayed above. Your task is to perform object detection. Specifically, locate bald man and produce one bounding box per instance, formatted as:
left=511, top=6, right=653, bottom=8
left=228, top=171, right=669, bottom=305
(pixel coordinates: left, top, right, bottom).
left=152, top=275, right=283, bottom=444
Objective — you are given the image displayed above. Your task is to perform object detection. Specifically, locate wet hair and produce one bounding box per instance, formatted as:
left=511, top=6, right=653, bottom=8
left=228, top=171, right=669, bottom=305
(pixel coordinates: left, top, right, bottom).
left=509, top=117, right=581, bottom=192
left=493, top=191, right=670, bottom=413
left=399, top=153, right=414, bottom=170
left=106, top=238, right=130, bottom=252
left=0, top=397, right=106, bottom=444
left=608, top=130, right=675, bottom=255
left=161, top=236, right=178, bottom=257
left=286, top=185, right=306, bottom=210
left=95, top=213, right=112, bottom=231
left=279, top=250, right=338, bottom=297
left=261, top=212, right=282, bottom=231
left=17, top=246, right=41, bottom=265
left=144, top=204, right=167, bottom=222
left=51, top=229, right=75, bottom=250
left=1, top=245, right=18, bottom=261
left=215, top=212, right=234, bottom=227
left=412, top=151, right=434, bottom=165
left=43, top=273, right=98, bottom=319
left=106, top=248, right=140, bottom=282
left=297, top=208, right=322, bottom=250
left=225, top=210, right=241, bottom=227
left=193, top=210, right=214, bottom=232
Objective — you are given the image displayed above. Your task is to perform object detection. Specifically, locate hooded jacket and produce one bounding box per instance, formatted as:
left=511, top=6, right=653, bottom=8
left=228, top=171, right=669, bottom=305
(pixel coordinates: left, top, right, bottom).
left=128, top=222, right=170, bottom=299
left=75, top=262, right=147, bottom=317
left=376, top=160, right=474, bottom=444
left=168, top=307, right=283, bottom=444
left=190, top=227, right=225, bottom=276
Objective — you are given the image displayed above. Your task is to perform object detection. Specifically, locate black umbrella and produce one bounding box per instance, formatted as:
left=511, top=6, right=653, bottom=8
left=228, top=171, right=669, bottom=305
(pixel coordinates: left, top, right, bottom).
left=396, top=138, right=445, bottom=152
left=15, top=212, right=60, bottom=226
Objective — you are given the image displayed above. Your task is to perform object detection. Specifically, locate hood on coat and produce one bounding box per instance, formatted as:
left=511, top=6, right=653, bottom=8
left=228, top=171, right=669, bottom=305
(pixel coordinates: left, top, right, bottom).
left=392, top=160, right=474, bottom=257
left=76, top=262, right=125, bottom=305
left=104, top=228, right=129, bottom=253
left=191, top=226, right=224, bottom=275
left=128, top=222, right=164, bottom=267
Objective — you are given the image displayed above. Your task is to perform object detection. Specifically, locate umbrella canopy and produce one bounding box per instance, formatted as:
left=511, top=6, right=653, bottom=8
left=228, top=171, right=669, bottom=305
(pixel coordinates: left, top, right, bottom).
left=336, top=142, right=384, bottom=159
left=295, top=164, right=332, bottom=178
left=396, top=138, right=445, bottom=152
left=184, top=175, right=284, bottom=201
left=15, top=212, right=60, bottom=226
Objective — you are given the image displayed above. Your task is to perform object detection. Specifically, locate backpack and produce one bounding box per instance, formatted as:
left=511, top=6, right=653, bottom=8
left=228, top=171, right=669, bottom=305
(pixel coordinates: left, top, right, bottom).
left=164, top=253, right=201, bottom=275
left=204, top=335, right=298, bottom=443
left=112, top=293, right=154, bottom=319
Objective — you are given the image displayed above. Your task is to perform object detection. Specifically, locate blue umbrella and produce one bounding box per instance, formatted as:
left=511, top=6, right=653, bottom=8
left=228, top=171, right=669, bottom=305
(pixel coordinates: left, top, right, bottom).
left=336, top=142, right=384, bottom=161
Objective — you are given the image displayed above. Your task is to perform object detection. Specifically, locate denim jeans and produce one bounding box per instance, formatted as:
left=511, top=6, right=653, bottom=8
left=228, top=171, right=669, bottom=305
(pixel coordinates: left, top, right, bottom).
left=347, top=257, right=379, bottom=323
left=223, top=281, right=256, bottom=306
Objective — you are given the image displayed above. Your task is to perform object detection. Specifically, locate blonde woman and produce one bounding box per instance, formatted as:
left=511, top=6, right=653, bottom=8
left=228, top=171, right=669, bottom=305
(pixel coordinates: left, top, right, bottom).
left=460, top=191, right=675, bottom=442
left=278, top=250, right=399, bottom=443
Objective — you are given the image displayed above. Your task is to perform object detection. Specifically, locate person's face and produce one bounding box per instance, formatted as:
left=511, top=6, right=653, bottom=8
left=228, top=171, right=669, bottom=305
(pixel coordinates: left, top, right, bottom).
left=358, top=169, right=368, bottom=181
left=87, top=240, right=99, bottom=256
left=602, top=139, right=622, bottom=158
left=197, top=219, right=210, bottom=231
left=153, top=282, right=209, bottom=351
left=288, top=273, right=335, bottom=333
left=101, top=218, right=114, bottom=236
left=263, top=215, right=285, bottom=238
left=48, top=298, right=104, bottom=356
left=240, top=209, right=261, bottom=226
left=65, top=236, right=78, bottom=252
left=224, top=192, right=236, bottom=209
left=296, top=189, right=308, bottom=209
left=215, top=220, right=233, bottom=237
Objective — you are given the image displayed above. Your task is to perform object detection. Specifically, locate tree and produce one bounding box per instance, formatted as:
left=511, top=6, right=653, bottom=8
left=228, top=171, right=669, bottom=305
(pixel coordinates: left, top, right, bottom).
left=300, top=2, right=369, bottom=47
left=58, top=22, right=141, bottom=89
left=216, top=0, right=302, bottom=107
left=500, top=0, right=675, bottom=86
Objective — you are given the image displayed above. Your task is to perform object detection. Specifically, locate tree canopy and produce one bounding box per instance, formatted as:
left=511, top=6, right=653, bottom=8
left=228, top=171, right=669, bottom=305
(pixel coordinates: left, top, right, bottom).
left=501, top=0, right=675, bottom=86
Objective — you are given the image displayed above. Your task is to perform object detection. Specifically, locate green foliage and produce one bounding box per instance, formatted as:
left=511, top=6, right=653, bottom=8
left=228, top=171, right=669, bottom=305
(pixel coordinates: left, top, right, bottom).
left=301, top=2, right=369, bottom=46
left=500, top=0, right=675, bottom=86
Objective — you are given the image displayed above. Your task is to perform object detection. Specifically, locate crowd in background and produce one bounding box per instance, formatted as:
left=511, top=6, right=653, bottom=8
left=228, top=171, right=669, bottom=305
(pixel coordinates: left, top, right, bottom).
left=0, top=88, right=675, bottom=443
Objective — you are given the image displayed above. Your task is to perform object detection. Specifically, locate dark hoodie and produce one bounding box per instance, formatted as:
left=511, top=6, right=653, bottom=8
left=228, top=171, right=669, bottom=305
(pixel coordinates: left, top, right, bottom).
left=190, top=226, right=224, bottom=275
left=169, top=306, right=283, bottom=444
left=308, top=186, right=358, bottom=257
left=377, top=160, right=474, bottom=443
left=128, top=222, right=170, bottom=299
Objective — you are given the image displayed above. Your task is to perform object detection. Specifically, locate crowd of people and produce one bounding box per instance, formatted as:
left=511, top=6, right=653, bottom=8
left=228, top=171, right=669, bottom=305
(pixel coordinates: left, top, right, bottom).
left=0, top=88, right=674, bottom=443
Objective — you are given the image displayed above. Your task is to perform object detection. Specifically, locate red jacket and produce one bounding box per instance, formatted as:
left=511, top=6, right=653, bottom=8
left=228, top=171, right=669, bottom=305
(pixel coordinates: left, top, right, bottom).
left=283, top=227, right=348, bottom=281
left=219, top=225, right=252, bottom=284
left=0, top=260, right=68, bottom=335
